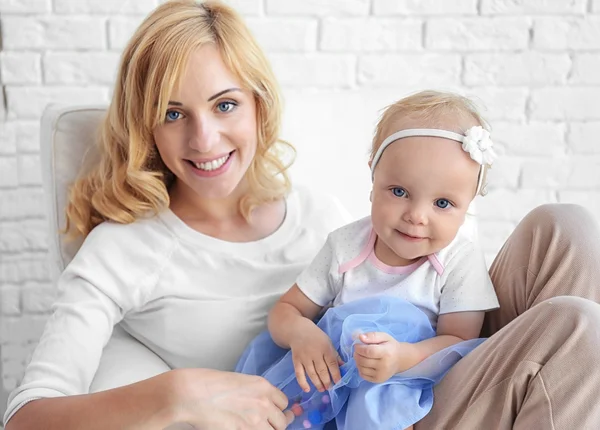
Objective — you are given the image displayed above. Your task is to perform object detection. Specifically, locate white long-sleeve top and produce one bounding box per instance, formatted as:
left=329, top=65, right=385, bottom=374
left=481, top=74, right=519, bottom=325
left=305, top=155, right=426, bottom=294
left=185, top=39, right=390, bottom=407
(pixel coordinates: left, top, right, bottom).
left=5, top=186, right=351, bottom=424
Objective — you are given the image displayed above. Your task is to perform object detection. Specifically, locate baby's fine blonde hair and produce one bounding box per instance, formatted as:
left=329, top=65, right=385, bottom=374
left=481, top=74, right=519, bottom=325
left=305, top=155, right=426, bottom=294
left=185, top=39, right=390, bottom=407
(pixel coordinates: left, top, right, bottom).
left=65, top=0, right=294, bottom=239
left=371, top=90, right=489, bottom=160
left=370, top=90, right=491, bottom=195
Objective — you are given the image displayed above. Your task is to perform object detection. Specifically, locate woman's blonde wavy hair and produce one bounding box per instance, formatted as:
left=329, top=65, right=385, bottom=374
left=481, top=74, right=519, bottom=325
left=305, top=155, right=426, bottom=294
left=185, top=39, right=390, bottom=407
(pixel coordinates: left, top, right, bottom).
left=65, top=0, right=294, bottom=239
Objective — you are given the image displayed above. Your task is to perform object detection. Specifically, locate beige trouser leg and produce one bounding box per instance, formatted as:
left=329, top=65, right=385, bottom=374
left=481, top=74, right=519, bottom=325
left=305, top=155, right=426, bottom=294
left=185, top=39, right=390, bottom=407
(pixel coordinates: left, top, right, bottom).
left=417, top=204, right=600, bottom=429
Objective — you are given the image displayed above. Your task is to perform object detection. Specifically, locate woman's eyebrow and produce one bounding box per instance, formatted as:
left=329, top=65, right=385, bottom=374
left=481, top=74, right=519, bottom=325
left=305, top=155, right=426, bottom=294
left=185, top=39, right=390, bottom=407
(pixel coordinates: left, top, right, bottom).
left=167, top=88, right=241, bottom=106
left=207, top=87, right=241, bottom=101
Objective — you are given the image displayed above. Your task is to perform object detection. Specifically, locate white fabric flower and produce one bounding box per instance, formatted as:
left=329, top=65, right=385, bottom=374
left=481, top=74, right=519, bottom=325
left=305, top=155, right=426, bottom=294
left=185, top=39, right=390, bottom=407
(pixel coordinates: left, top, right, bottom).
left=461, top=126, right=497, bottom=166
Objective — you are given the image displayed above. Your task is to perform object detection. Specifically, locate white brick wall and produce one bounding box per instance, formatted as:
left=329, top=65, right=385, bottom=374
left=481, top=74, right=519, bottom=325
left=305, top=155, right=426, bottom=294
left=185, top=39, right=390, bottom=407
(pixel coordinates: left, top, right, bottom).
left=1, top=0, right=599, bottom=404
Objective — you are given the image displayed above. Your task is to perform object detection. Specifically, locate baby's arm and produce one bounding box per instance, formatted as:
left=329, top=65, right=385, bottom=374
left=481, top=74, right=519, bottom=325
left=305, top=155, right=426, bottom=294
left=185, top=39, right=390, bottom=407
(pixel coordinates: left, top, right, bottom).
left=354, top=311, right=484, bottom=384
left=269, top=285, right=342, bottom=392
left=412, top=310, right=485, bottom=363
left=268, top=284, right=323, bottom=348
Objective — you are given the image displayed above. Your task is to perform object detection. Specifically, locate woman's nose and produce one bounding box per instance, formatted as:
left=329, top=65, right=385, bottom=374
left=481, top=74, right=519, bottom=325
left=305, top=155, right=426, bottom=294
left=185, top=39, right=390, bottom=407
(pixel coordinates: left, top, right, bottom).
left=188, top=116, right=219, bottom=153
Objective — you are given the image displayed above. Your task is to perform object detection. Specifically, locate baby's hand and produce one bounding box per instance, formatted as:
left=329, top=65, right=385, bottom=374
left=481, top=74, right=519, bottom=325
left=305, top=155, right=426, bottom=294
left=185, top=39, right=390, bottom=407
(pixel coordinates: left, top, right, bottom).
left=289, top=324, right=344, bottom=393
left=354, top=332, right=418, bottom=383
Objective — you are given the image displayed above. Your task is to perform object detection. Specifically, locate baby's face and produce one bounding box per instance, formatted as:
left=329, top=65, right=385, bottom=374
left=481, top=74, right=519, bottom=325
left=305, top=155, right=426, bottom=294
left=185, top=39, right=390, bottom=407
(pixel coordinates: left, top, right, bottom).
left=370, top=121, right=481, bottom=266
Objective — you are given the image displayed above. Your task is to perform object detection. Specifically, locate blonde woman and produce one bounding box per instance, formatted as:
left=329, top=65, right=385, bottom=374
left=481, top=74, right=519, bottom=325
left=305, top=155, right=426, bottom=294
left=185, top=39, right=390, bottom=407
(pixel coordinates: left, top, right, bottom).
left=6, top=1, right=600, bottom=430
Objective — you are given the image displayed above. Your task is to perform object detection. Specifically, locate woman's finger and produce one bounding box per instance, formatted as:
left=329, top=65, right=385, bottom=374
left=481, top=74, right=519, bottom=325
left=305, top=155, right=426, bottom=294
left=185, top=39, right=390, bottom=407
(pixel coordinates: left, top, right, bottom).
left=267, top=406, right=290, bottom=430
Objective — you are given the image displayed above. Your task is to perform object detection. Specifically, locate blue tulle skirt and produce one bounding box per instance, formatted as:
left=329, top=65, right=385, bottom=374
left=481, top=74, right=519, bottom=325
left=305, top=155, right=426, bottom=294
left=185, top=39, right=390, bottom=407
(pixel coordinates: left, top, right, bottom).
left=236, top=296, right=485, bottom=430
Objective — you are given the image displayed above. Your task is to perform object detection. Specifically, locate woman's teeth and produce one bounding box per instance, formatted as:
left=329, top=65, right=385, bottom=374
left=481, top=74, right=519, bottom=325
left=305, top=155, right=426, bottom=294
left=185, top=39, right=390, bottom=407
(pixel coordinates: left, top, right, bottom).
left=193, top=154, right=229, bottom=171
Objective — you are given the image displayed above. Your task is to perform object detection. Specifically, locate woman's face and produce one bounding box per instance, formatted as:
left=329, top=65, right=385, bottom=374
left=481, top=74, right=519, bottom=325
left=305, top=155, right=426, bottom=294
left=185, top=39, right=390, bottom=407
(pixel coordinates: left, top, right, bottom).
left=153, top=44, right=258, bottom=201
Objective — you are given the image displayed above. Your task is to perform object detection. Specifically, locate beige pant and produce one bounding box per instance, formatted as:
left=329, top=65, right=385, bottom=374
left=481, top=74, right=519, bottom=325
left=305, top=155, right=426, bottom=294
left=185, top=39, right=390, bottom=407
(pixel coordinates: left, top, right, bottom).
left=417, top=204, right=600, bottom=429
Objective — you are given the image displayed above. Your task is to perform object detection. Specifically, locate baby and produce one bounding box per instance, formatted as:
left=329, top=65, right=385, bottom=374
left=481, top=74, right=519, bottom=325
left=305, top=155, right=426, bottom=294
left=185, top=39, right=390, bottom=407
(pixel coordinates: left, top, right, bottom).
left=237, top=90, right=500, bottom=430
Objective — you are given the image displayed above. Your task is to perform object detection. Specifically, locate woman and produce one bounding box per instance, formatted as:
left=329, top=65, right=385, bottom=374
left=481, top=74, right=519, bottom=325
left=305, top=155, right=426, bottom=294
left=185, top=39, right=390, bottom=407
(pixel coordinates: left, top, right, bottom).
left=6, top=1, right=600, bottom=429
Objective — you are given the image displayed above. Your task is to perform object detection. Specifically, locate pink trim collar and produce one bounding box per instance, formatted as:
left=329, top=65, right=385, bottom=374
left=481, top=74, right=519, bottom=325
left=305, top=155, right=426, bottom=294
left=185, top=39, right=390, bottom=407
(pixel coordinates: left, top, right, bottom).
left=338, top=229, right=444, bottom=276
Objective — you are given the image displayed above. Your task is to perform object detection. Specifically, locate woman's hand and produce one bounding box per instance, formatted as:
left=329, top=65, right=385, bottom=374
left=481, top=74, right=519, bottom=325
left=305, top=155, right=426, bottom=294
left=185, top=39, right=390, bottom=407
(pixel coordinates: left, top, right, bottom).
left=353, top=332, right=418, bottom=383
left=289, top=322, right=343, bottom=393
left=171, top=368, right=293, bottom=430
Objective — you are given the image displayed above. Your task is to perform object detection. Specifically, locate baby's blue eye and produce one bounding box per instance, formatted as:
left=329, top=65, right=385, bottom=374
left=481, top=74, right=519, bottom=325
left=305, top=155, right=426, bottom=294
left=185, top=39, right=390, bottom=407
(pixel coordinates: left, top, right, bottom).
left=436, top=199, right=451, bottom=209
left=165, top=111, right=181, bottom=122
left=217, top=101, right=236, bottom=113
left=392, top=187, right=406, bottom=197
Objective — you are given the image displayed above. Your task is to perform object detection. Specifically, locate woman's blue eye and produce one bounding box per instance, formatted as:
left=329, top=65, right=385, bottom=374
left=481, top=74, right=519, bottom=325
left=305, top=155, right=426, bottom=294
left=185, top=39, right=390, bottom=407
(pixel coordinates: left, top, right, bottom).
left=436, top=199, right=451, bottom=209
left=165, top=111, right=181, bottom=122
left=217, top=101, right=236, bottom=113
left=392, top=188, right=406, bottom=197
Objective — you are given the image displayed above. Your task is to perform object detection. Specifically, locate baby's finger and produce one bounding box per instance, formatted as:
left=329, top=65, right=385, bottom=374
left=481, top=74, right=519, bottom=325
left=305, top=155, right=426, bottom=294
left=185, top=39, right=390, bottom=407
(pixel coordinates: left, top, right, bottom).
left=326, top=355, right=342, bottom=384
left=305, top=362, right=325, bottom=392
left=294, top=362, right=310, bottom=393
left=315, top=359, right=332, bottom=389
left=354, top=344, right=381, bottom=359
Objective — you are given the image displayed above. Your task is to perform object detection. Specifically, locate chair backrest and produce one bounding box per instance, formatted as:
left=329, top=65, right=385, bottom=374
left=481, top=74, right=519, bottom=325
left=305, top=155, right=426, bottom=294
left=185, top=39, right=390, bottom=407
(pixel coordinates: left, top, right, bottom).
left=40, top=104, right=107, bottom=281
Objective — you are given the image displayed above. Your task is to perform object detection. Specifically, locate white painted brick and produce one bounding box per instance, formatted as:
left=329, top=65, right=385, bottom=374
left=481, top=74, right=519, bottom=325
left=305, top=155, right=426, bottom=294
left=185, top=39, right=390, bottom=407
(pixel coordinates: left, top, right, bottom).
left=530, top=88, right=600, bottom=120
left=0, top=156, right=18, bottom=188
left=6, top=87, right=109, bottom=119
left=492, top=122, right=566, bottom=156
left=44, top=52, right=120, bottom=85
left=522, top=159, right=600, bottom=189
left=270, top=54, right=355, bottom=88
left=0, top=123, right=17, bottom=155
left=569, top=123, right=600, bottom=154
left=571, top=54, right=600, bottom=84
left=15, top=122, right=41, bottom=153
left=559, top=191, right=600, bottom=215
left=223, top=0, right=261, bottom=15
left=486, top=156, right=520, bottom=189
left=478, top=189, right=557, bottom=222
left=426, top=18, right=530, bottom=51
left=464, top=53, right=570, bottom=86
left=0, top=285, right=21, bottom=315
left=246, top=19, right=317, bottom=52
left=481, top=0, right=586, bottom=15
left=108, top=16, right=145, bottom=50
left=358, top=54, right=460, bottom=87
left=534, top=18, right=600, bottom=50
left=0, top=222, right=25, bottom=252
left=463, top=88, right=528, bottom=121
left=22, top=283, right=56, bottom=313
left=54, top=0, right=158, bottom=14
left=266, top=0, right=369, bottom=16
left=373, top=0, right=477, bottom=15
left=18, top=154, right=42, bottom=186
left=0, top=188, right=46, bottom=220
left=479, top=220, right=515, bottom=256
left=0, top=52, right=42, bottom=84
left=0, top=254, right=50, bottom=283
left=0, top=0, right=49, bottom=13
left=3, top=17, right=106, bottom=50
left=321, top=19, right=421, bottom=52
left=0, top=315, right=47, bottom=343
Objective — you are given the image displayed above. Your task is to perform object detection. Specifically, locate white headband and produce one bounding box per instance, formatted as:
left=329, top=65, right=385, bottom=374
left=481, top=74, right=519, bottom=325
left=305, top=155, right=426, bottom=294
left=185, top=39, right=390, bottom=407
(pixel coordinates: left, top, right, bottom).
left=370, top=126, right=497, bottom=196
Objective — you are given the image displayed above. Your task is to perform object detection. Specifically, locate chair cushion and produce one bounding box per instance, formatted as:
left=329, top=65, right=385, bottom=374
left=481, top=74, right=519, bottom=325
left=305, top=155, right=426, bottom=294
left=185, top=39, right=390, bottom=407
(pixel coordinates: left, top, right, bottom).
left=41, top=105, right=107, bottom=280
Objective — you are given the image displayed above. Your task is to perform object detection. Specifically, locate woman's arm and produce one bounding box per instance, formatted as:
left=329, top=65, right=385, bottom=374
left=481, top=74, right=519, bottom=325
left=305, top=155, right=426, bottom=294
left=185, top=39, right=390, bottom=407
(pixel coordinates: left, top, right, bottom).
left=268, top=284, right=323, bottom=348
left=6, top=371, right=178, bottom=430
left=7, top=368, right=292, bottom=430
